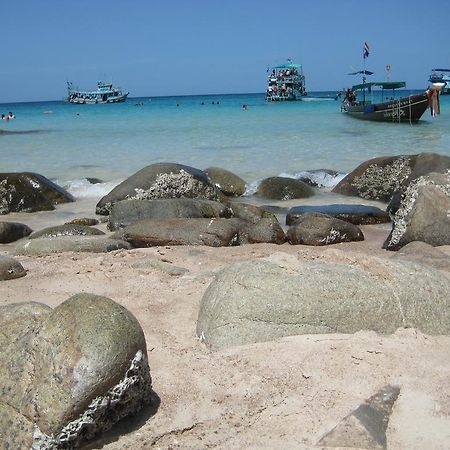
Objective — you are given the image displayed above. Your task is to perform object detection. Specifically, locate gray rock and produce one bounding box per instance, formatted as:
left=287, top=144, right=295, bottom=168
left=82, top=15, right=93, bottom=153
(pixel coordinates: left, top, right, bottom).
left=391, top=241, right=450, bottom=271
left=384, top=173, right=450, bottom=251
left=14, top=236, right=131, bottom=256
left=96, top=163, right=223, bottom=215
left=204, top=166, right=246, bottom=196
left=256, top=176, right=314, bottom=200
left=66, top=217, right=99, bottom=226
left=0, top=295, right=153, bottom=450
left=318, top=385, right=400, bottom=449
left=0, top=254, right=26, bottom=280
left=0, top=172, right=74, bottom=214
left=117, top=218, right=242, bottom=247
left=229, top=202, right=278, bottom=224
left=287, top=212, right=364, bottom=246
left=286, top=204, right=390, bottom=226
left=238, top=217, right=286, bottom=245
left=197, top=253, right=450, bottom=350
left=131, top=256, right=189, bottom=276
left=108, top=198, right=231, bottom=231
left=332, top=152, right=450, bottom=201
left=0, top=221, right=32, bottom=243
left=31, top=293, right=151, bottom=440
left=30, top=223, right=105, bottom=239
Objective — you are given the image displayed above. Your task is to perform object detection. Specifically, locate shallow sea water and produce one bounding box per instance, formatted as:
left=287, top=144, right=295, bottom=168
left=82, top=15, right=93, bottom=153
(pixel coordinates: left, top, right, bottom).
left=1, top=91, right=449, bottom=223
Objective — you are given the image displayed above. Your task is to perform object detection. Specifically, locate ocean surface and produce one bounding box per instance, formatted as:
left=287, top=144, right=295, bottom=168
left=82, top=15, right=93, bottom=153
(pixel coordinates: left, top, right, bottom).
left=1, top=91, right=449, bottom=216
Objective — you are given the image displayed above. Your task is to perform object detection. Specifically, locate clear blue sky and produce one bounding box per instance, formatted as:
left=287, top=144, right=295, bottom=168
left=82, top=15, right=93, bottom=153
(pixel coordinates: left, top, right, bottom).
left=2, top=0, right=449, bottom=102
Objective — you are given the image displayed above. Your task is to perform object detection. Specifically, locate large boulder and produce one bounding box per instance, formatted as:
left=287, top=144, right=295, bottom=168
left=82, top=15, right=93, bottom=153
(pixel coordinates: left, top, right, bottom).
left=287, top=212, right=364, bottom=246
left=384, top=173, right=450, bottom=251
left=0, top=221, right=32, bottom=243
left=108, top=198, right=231, bottom=231
left=0, top=294, right=153, bottom=449
left=228, top=202, right=278, bottom=224
left=238, top=218, right=286, bottom=245
left=96, top=163, right=224, bottom=215
left=204, top=166, right=246, bottom=196
left=14, top=236, right=132, bottom=256
left=116, top=218, right=242, bottom=247
left=197, top=253, right=450, bottom=350
left=256, top=176, right=314, bottom=200
left=0, top=254, right=26, bottom=280
left=286, top=204, right=390, bottom=226
left=30, top=224, right=105, bottom=239
left=391, top=241, right=450, bottom=272
left=332, top=153, right=450, bottom=201
left=0, top=173, right=74, bottom=214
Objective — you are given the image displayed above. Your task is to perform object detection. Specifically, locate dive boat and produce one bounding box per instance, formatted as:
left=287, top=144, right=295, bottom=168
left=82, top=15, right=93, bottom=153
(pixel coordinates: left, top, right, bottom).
left=341, top=81, right=436, bottom=123
left=265, top=62, right=306, bottom=101
left=67, top=81, right=129, bottom=104
left=428, top=69, right=450, bottom=95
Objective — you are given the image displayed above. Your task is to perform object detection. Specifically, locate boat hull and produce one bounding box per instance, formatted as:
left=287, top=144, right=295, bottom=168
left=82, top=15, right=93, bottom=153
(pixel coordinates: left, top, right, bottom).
left=68, top=93, right=129, bottom=105
left=343, top=93, right=429, bottom=123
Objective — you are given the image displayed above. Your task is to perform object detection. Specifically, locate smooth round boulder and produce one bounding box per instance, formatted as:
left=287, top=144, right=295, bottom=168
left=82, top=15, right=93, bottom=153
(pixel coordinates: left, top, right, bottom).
left=197, top=253, right=450, bottom=350
left=96, top=163, right=223, bottom=215
left=0, top=254, right=26, bottom=280
left=256, top=176, right=314, bottom=200
left=32, top=293, right=151, bottom=437
left=204, top=166, right=246, bottom=196
left=287, top=212, right=364, bottom=246
left=0, top=221, right=32, bottom=243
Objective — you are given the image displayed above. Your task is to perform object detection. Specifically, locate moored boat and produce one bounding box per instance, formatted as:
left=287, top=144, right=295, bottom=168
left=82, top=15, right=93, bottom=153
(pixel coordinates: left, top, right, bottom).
left=341, top=81, right=433, bottom=123
left=67, top=81, right=129, bottom=104
left=265, top=62, right=306, bottom=101
left=428, top=68, right=450, bottom=95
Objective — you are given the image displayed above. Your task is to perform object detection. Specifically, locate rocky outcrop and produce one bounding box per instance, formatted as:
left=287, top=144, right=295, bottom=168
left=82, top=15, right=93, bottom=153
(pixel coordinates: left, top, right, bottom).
left=332, top=152, right=450, bottom=202
left=0, top=254, right=26, bottom=280
left=96, top=163, right=224, bottom=215
left=108, top=198, right=232, bottom=231
left=197, top=252, right=450, bottom=350
left=0, top=173, right=74, bottom=214
left=204, top=166, right=246, bottom=196
left=286, top=204, right=390, bottom=226
left=383, top=172, right=450, bottom=251
left=30, top=224, right=105, bottom=239
left=391, top=241, right=450, bottom=272
left=287, top=212, right=364, bottom=246
left=256, top=176, right=314, bottom=200
left=0, top=294, right=154, bottom=449
left=0, top=221, right=32, bottom=243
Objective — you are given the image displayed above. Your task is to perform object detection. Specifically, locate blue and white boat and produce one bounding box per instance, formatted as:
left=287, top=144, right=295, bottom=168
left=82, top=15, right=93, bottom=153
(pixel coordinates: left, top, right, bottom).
left=428, top=69, right=450, bottom=95
left=67, top=81, right=129, bottom=104
left=265, top=62, right=306, bottom=101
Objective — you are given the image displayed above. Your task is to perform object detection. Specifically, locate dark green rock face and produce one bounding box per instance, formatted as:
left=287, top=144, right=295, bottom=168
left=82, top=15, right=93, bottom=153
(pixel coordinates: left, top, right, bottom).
left=0, top=172, right=74, bottom=214
left=30, top=223, right=105, bottom=239
left=204, top=166, right=247, bottom=196
left=256, top=176, right=314, bottom=200
left=0, top=221, right=32, bottom=243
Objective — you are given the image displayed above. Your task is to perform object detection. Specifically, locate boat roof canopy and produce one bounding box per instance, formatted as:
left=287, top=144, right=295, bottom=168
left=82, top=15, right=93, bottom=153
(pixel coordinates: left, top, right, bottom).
left=352, top=81, right=406, bottom=90
left=273, top=63, right=302, bottom=69
left=432, top=68, right=450, bottom=72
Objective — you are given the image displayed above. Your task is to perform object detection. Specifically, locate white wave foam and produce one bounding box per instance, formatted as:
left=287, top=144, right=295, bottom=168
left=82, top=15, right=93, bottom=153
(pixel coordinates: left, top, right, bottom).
left=57, top=178, right=121, bottom=199
left=278, top=170, right=347, bottom=189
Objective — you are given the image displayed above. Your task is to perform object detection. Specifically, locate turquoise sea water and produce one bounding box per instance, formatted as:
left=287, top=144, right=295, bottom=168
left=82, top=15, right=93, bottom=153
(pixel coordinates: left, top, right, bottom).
left=1, top=91, right=449, bottom=201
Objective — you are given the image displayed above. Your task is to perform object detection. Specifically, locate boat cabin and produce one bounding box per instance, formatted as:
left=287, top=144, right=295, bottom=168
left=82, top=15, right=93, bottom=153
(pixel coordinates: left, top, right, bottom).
left=345, top=81, right=406, bottom=107
left=265, top=63, right=306, bottom=101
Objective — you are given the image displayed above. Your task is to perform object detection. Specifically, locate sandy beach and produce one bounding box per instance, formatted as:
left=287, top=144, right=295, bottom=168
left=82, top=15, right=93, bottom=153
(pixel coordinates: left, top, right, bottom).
left=2, top=219, right=450, bottom=449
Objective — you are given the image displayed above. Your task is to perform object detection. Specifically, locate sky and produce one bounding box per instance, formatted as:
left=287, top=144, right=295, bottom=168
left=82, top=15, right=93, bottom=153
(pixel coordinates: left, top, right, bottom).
left=1, top=0, right=449, bottom=103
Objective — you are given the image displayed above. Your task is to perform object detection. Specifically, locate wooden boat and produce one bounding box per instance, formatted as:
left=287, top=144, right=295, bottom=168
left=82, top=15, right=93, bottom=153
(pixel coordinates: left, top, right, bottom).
left=341, top=81, right=433, bottom=123
left=429, top=69, right=450, bottom=95
left=265, top=62, right=306, bottom=101
left=67, top=81, right=129, bottom=104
